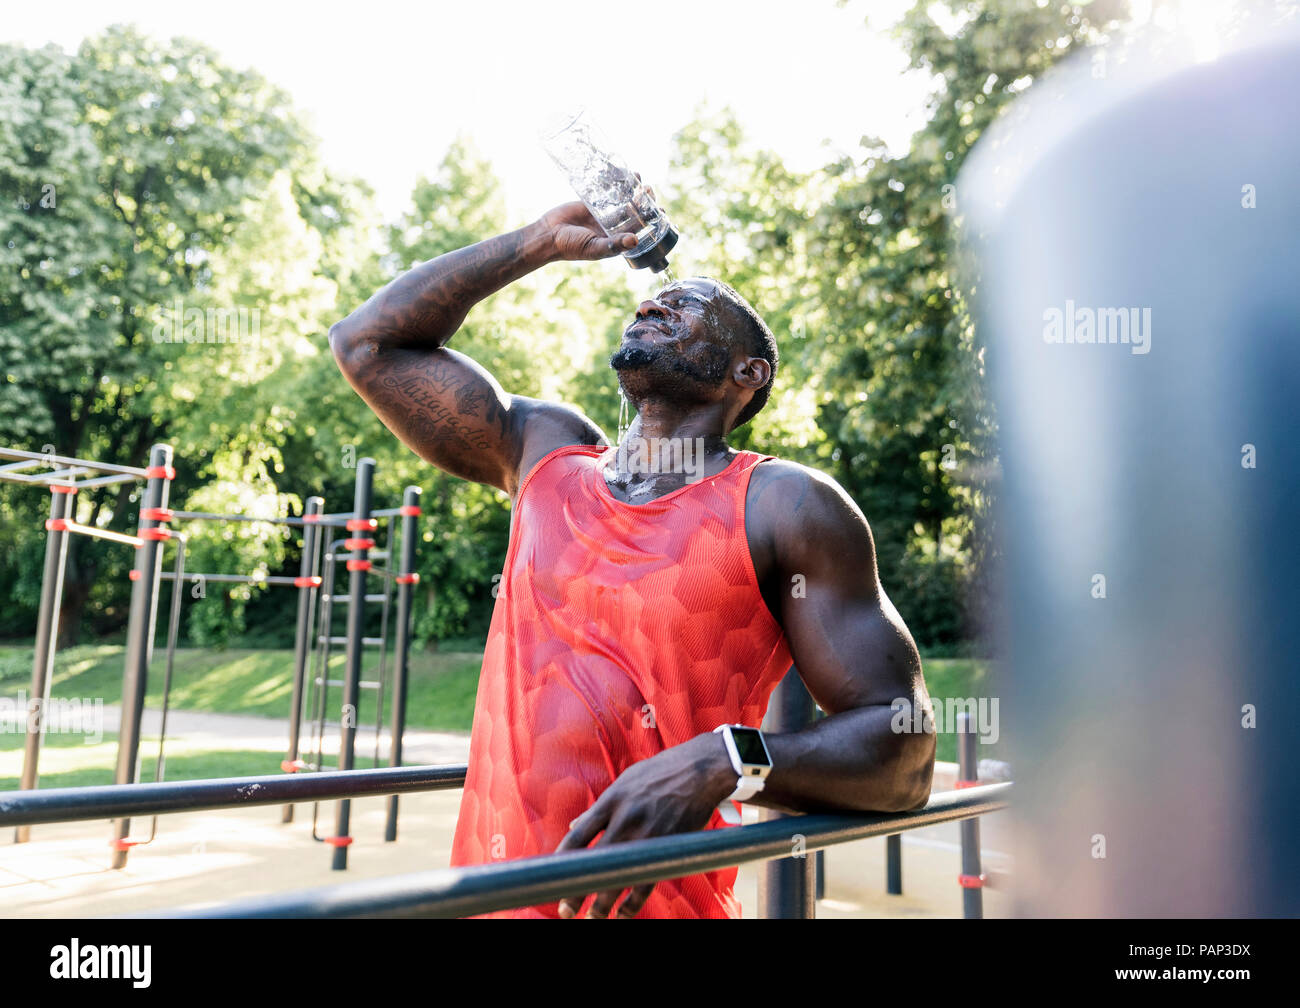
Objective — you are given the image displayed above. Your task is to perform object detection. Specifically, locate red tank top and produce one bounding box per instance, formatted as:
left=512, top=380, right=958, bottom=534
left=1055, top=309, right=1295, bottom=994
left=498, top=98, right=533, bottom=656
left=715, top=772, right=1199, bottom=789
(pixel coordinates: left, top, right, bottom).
left=449, top=443, right=793, bottom=918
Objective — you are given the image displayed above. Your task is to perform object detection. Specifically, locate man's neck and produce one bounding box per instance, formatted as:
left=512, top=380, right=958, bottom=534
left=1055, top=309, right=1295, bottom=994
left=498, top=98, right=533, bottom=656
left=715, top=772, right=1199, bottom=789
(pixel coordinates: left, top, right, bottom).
left=604, top=410, right=734, bottom=502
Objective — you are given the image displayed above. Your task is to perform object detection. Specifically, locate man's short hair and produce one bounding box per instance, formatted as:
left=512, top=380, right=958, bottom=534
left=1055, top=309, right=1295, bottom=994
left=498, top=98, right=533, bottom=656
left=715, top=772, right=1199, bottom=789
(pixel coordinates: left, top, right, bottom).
left=709, top=279, right=778, bottom=430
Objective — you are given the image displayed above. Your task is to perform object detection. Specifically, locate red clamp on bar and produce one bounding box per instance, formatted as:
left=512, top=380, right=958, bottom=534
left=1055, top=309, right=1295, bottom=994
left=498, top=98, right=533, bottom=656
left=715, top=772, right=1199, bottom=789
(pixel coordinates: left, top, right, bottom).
left=49, top=485, right=77, bottom=495
left=293, top=575, right=323, bottom=588
left=45, top=518, right=70, bottom=532
left=399, top=505, right=421, bottom=517
left=343, top=537, right=375, bottom=551
left=346, top=559, right=372, bottom=572
left=140, top=527, right=172, bottom=541
left=110, top=837, right=144, bottom=851
left=280, top=759, right=306, bottom=773
left=346, top=517, right=378, bottom=531
left=324, top=836, right=354, bottom=848
left=129, top=569, right=142, bottom=581
left=303, top=513, right=322, bottom=524
left=955, top=779, right=980, bottom=789
left=144, top=464, right=176, bottom=480
left=958, top=873, right=986, bottom=889
left=141, top=506, right=173, bottom=522
left=395, top=573, right=420, bottom=585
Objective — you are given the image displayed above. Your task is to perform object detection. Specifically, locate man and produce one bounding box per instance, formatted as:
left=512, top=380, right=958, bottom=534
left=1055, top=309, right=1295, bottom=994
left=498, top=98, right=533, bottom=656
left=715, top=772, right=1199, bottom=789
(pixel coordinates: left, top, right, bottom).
left=329, top=200, right=935, bottom=919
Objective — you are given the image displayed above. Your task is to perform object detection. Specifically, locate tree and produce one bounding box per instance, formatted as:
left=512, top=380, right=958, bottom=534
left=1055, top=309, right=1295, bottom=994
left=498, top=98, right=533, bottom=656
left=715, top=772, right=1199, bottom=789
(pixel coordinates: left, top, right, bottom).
left=0, top=26, right=367, bottom=642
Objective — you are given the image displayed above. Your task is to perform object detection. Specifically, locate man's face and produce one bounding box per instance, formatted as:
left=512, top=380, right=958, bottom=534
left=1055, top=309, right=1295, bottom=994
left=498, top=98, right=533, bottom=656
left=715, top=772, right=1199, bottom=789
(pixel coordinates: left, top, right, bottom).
left=610, top=278, right=736, bottom=407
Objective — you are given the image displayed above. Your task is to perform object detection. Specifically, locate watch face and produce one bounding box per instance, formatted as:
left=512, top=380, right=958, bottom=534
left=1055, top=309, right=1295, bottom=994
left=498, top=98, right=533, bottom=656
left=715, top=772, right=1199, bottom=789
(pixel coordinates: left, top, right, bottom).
left=730, top=727, right=771, bottom=767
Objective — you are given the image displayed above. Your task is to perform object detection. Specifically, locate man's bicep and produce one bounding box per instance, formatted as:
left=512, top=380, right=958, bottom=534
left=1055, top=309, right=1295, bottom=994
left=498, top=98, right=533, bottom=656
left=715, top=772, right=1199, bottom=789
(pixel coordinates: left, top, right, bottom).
left=334, top=344, right=521, bottom=490
left=774, top=474, right=924, bottom=715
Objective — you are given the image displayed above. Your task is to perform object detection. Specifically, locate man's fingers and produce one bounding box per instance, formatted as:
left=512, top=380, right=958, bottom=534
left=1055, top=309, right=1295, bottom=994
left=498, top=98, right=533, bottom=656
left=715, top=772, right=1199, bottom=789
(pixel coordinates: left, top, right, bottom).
left=581, top=232, right=635, bottom=261
left=555, top=806, right=609, bottom=918
left=616, top=884, right=654, bottom=918
left=585, top=887, right=626, bottom=919
left=556, top=808, right=606, bottom=852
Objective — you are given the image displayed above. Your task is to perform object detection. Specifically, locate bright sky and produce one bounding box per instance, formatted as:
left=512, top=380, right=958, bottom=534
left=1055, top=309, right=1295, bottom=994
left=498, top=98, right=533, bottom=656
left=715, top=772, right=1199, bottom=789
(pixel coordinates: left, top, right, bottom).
left=4, top=0, right=933, bottom=224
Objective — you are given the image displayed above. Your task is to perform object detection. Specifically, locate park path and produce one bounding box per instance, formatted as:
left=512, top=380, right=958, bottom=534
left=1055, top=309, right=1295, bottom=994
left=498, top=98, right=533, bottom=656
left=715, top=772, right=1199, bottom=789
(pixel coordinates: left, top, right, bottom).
left=94, top=703, right=473, bottom=766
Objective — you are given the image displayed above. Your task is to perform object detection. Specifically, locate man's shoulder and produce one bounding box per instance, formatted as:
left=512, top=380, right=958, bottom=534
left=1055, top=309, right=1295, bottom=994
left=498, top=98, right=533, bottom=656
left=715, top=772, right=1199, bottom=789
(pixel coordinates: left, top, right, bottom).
left=745, top=456, right=863, bottom=557
left=512, top=397, right=609, bottom=497
left=746, top=456, right=849, bottom=512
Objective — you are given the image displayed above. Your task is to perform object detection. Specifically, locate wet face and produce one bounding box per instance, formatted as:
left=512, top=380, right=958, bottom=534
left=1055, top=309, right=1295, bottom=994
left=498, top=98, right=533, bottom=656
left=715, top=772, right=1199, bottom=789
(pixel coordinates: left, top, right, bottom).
left=610, top=278, right=739, bottom=410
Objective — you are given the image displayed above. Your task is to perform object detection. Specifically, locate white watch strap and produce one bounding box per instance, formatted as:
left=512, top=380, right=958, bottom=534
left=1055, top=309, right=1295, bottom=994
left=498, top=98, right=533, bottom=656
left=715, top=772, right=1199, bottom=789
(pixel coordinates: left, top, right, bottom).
left=713, top=724, right=769, bottom=824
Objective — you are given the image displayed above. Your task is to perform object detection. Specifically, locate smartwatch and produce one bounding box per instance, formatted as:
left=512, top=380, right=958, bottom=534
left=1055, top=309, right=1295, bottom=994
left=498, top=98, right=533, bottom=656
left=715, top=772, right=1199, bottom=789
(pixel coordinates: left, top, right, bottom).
left=712, top=724, right=773, bottom=824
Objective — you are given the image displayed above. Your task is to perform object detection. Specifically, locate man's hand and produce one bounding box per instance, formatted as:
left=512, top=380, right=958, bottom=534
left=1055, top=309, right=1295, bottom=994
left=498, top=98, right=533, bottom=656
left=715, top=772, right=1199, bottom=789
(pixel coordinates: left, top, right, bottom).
left=537, top=201, right=638, bottom=262
left=554, top=731, right=738, bottom=919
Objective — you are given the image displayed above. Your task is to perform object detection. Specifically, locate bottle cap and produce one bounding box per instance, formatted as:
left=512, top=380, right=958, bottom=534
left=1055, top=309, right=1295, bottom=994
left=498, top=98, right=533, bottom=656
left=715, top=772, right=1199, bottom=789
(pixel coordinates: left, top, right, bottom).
left=627, top=224, right=679, bottom=272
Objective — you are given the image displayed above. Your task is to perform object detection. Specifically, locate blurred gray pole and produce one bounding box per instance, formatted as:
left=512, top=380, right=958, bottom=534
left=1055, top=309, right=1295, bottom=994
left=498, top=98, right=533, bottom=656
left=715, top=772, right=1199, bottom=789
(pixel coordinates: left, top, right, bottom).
left=758, top=667, right=815, bottom=918
left=282, top=495, right=323, bottom=823
left=111, top=444, right=173, bottom=869
left=14, top=486, right=72, bottom=843
left=961, top=26, right=1300, bottom=915
left=385, top=485, right=421, bottom=842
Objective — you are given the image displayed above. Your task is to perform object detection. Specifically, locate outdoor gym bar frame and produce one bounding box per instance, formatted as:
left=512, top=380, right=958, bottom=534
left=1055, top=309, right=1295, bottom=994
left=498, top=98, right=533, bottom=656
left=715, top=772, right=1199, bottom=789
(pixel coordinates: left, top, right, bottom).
left=1, top=444, right=424, bottom=871
left=159, top=782, right=1013, bottom=919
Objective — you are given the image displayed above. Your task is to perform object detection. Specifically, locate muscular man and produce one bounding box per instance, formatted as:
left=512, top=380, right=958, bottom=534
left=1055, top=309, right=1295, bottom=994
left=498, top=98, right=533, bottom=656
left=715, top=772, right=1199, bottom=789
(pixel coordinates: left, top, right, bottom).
left=329, top=200, right=935, bottom=919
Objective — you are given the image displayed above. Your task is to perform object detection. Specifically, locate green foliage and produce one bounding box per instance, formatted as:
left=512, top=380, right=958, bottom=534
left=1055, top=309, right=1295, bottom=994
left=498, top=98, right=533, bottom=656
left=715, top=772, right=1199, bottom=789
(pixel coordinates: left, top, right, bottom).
left=2, top=4, right=1135, bottom=651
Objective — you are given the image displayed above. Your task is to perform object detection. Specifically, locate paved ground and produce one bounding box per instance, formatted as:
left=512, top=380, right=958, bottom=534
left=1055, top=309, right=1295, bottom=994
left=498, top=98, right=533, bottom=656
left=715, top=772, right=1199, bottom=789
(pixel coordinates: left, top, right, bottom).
left=1, top=708, right=1014, bottom=918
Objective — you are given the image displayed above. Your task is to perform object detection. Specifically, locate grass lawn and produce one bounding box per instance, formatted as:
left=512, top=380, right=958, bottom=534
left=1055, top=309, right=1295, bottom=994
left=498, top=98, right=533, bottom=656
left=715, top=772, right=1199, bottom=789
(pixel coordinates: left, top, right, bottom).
left=0, top=729, right=389, bottom=790
left=0, top=643, right=1002, bottom=782
left=0, top=644, right=481, bottom=732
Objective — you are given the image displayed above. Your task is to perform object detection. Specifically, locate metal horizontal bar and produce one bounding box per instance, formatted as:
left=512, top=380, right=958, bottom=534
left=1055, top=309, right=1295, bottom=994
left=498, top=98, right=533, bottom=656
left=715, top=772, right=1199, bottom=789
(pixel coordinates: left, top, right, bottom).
left=0, top=471, right=78, bottom=487
left=324, top=548, right=390, bottom=561
left=168, top=510, right=349, bottom=528
left=313, top=679, right=382, bottom=689
left=0, top=469, right=145, bottom=491
left=0, top=447, right=148, bottom=478
left=0, top=764, right=468, bottom=828
left=317, top=636, right=386, bottom=646
left=148, top=783, right=1012, bottom=919
left=158, top=572, right=301, bottom=586
left=69, top=472, right=148, bottom=490
left=60, top=520, right=143, bottom=548
left=317, top=509, right=401, bottom=521
left=322, top=594, right=389, bottom=603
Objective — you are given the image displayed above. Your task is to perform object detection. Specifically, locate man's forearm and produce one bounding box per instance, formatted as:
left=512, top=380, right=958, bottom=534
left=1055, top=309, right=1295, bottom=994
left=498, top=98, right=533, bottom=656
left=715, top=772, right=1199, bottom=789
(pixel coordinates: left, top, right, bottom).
left=331, top=220, right=557, bottom=353
left=701, top=705, right=935, bottom=816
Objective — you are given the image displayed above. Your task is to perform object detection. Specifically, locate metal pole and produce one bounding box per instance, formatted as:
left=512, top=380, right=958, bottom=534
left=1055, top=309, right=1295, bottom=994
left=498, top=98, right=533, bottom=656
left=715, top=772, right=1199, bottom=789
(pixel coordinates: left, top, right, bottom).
left=0, top=764, right=468, bottom=828
left=14, top=486, right=72, bottom=843
left=886, top=833, right=903, bottom=894
left=283, top=496, right=324, bottom=822
left=385, top=486, right=421, bottom=841
left=332, top=458, right=374, bottom=869
left=162, top=784, right=1013, bottom=920
left=110, top=444, right=173, bottom=869
left=758, top=667, right=816, bottom=919
left=957, top=711, right=984, bottom=918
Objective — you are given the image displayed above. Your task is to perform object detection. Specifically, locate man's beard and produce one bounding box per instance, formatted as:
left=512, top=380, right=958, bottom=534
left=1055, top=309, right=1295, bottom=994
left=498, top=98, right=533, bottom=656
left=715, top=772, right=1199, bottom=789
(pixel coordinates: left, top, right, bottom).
left=609, top=341, right=730, bottom=407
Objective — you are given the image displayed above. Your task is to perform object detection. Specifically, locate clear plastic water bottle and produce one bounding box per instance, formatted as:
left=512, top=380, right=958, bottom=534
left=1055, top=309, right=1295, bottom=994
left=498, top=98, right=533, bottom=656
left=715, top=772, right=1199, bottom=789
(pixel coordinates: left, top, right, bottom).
left=542, top=109, right=679, bottom=273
